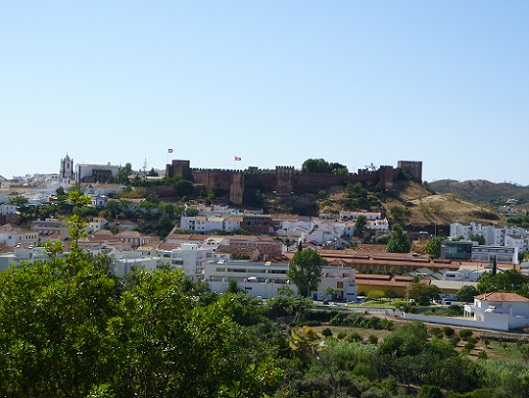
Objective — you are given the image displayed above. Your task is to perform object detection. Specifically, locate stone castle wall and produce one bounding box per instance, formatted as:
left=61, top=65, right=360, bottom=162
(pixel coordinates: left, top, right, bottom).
left=165, top=159, right=422, bottom=203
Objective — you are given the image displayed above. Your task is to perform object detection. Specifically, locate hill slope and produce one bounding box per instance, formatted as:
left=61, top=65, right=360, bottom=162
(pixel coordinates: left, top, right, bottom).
left=382, top=180, right=504, bottom=231
left=430, top=179, right=529, bottom=205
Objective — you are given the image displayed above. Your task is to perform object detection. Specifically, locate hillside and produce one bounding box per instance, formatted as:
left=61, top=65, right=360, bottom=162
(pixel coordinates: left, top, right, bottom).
left=430, top=179, right=529, bottom=206
left=259, top=179, right=504, bottom=231
left=383, top=180, right=504, bottom=232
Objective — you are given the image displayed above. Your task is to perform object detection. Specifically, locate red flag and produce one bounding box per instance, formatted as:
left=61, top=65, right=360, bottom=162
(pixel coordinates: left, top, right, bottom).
left=234, top=156, right=241, bottom=161
left=168, top=149, right=174, bottom=153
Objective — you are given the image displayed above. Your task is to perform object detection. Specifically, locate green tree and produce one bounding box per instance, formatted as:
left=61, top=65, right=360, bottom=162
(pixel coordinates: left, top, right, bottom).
left=175, top=179, right=194, bottom=197
left=426, top=234, right=444, bottom=259
left=226, top=279, right=243, bottom=294
left=386, top=225, right=411, bottom=253
left=477, top=269, right=529, bottom=296
left=287, top=249, right=326, bottom=297
left=407, top=283, right=441, bottom=305
left=301, top=158, right=333, bottom=174
left=115, top=163, right=132, bottom=184
left=469, top=233, right=486, bottom=245
left=456, top=285, right=479, bottom=303
left=9, top=196, right=29, bottom=206
left=354, top=215, right=367, bottom=238
left=56, top=186, right=68, bottom=202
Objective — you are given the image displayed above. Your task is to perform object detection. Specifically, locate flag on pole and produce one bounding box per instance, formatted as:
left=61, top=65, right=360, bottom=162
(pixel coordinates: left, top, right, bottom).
left=168, top=149, right=174, bottom=153
left=234, top=156, right=241, bottom=161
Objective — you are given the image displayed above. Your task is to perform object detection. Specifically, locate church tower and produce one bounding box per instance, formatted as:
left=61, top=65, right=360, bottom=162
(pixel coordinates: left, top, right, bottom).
left=60, top=154, right=75, bottom=179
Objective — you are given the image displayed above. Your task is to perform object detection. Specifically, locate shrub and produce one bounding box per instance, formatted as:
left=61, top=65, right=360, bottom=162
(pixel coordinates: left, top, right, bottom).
left=450, top=336, right=461, bottom=346
left=322, top=327, right=333, bottom=337
left=464, top=342, right=476, bottom=351
left=467, top=336, right=478, bottom=345
left=347, top=332, right=363, bottom=342
left=478, top=351, right=488, bottom=361
left=417, top=385, right=444, bottom=398
left=430, top=327, right=443, bottom=338
left=459, top=329, right=473, bottom=341
left=337, top=332, right=347, bottom=340
left=444, top=326, right=455, bottom=338
left=368, top=335, right=379, bottom=345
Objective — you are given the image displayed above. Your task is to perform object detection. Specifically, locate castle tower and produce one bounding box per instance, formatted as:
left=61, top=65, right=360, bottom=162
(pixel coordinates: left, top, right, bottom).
left=397, top=161, right=423, bottom=182
left=275, top=166, right=295, bottom=195
left=60, top=154, right=75, bottom=179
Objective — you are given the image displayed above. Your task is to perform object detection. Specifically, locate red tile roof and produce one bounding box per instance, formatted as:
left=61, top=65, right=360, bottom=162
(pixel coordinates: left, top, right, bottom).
left=475, top=292, right=529, bottom=303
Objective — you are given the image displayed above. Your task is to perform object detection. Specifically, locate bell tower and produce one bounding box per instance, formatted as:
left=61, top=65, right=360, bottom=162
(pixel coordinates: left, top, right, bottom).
left=60, top=154, right=75, bottom=180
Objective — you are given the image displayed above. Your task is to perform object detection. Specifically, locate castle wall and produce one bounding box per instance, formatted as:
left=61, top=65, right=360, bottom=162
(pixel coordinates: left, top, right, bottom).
left=294, top=172, right=348, bottom=193
left=245, top=172, right=276, bottom=192
left=166, top=160, right=193, bottom=181
left=163, top=160, right=414, bottom=204
left=275, top=166, right=295, bottom=195
left=192, top=168, right=241, bottom=195
left=397, top=161, right=422, bottom=182
left=229, top=172, right=244, bottom=205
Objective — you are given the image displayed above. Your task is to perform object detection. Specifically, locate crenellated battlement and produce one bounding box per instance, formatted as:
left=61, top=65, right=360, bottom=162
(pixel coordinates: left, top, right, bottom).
left=165, top=159, right=422, bottom=203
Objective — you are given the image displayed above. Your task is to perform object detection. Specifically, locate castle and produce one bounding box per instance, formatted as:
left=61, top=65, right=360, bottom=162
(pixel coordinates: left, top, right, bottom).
left=166, top=160, right=422, bottom=205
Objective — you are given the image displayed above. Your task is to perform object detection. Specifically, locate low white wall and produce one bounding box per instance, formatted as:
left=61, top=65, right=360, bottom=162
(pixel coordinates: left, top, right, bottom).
left=386, top=309, right=513, bottom=331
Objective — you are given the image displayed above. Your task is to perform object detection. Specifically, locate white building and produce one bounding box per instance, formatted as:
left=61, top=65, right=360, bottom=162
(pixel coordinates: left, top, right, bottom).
left=31, top=218, right=66, bottom=237
left=0, top=203, right=16, bottom=216
left=464, top=292, right=529, bottom=330
left=340, top=210, right=382, bottom=221
left=204, top=256, right=357, bottom=301
left=472, top=245, right=519, bottom=265
left=88, top=217, right=108, bottom=233
left=92, top=195, right=109, bottom=208
left=165, top=243, right=210, bottom=281
left=0, top=246, right=54, bottom=270
left=111, top=250, right=166, bottom=276
left=0, top=225, right=39, bottom=247
left=505, top=234, right=529, bottom=255
left=224, top=216, right=242, bottom=232
left=450, top=222, right=528, bottom=247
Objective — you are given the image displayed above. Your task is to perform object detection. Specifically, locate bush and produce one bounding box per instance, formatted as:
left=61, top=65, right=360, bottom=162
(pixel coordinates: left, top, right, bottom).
left=444, top=326, right=455, bottom=338
left=450, top=336, right=461, bottom=346
left=368, top=335, right=379, bottom=345
left=459, top=329, right=473, bottom=341
left=467, top=337, right=478, bottom=345
left=464, top=342, right=475, bottom=351
left=337, top=332, right=347, bottom=340
left=347, top=332, right=363, bottom=342
left=430, top=327, right=443, bottom=338
left=418, top=385, right=444, bottom=398
left=322, top=327, right=333, bottom=337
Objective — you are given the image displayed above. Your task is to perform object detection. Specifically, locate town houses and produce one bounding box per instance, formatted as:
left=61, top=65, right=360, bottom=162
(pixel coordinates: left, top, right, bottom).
left=2, top=155, right=529, bottom=331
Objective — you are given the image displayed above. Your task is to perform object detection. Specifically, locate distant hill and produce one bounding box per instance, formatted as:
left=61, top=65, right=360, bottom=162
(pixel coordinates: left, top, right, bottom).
left=261, top=179, right=505, bottom=232
left=430, top=179, right=529, bottom=206
left=384, top=180, right=503, bottom=232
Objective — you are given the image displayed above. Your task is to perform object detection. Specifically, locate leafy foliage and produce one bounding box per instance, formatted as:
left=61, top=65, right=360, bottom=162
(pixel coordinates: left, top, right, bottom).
left=456, top=285, right=479, bottom=303
left=287, top=249, right=326, bottom=297
left=386, top=225, right=411, bottom=253
left=477, top=270, right=529, bottom=296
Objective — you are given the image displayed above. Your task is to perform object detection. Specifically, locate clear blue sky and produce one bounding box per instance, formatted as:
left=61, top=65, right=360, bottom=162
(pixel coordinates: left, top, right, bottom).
left=1, top=1, right=528, bottom=184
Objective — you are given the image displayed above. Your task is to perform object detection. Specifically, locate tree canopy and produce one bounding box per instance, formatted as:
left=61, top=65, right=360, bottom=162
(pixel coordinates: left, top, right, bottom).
left=425, top=234, right=444, bottom=259
left=301, top=158, right=348, bottom=175
left=456, top=285, right=479, bottom=302
left=477, top=269, right=529, bottom=296
left=287, top=249, right=326, bottom=297
left=386, top=225, right=412, bottom=253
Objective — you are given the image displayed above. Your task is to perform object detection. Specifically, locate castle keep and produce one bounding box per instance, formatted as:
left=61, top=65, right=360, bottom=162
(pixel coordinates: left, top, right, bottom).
left=166, top=160, right=422, bottom=205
